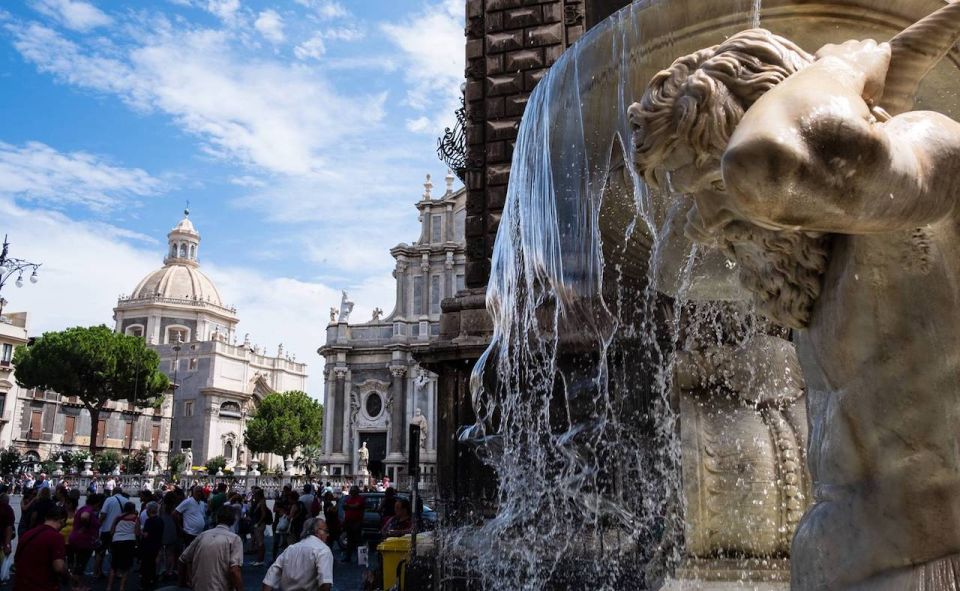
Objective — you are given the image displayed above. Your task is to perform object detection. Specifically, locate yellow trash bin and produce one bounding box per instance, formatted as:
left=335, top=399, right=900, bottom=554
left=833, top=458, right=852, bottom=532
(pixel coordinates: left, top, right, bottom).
left=378, top=534, right=412, bottom=590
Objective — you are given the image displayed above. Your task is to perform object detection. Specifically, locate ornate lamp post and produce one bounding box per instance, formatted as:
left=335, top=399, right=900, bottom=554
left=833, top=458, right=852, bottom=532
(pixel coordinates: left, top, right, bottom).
left=0, top=234, right=41, bottom=315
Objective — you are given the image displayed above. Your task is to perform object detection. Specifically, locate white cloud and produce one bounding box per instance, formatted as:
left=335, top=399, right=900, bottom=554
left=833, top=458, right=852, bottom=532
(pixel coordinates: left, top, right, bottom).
left=322, top=26, right=363, bottom=42
left=0, top=141, right=162, bottom=211
left=7, top=22, right=387, bottom=175
left=254, top=9, right=284, bottom=44
left=31, top=0, right=112, bottom=32
left=294, top=33, right=325, bottom=60
left=206, top=0, right=240, bottom=24
left=381, top=0, right=464, bottom=133
left=294, top=0, right=348, bottom=20
left=405, top=116, right=430, bottom=133
left=0, top=198, right=402, bottom=396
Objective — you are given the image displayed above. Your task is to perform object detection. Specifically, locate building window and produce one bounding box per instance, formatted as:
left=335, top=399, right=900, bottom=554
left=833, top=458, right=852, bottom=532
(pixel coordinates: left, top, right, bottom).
left=189, top=244, right=196, bottom=259
left=365, top=393, right=383, bottom=418
left=170, top=244, right=177, bottom=258
left=454, top=209, right=466, bottom=241
left=188, top=358, right=198, bottom=371
left=64, top=415, right=76, bottom=443
left=219, top=401, right=241, bottom=418
left=179, top=244, right=187, bottom=258
left=125, top=325, right=144, bottom=338
left=170, top=359, right=179, bottom=372
left=456, top=274, right=465, bottom=292
left=1, top=344, right=11, bottom=363
left=166, top=326, right=189, bottom=344
left=0, top=393, right=5, bottom=416
left=224, top=439, right=234, bottom=460
left=413, top=276, right=424, bottom=316
left=431, top=215, right=442, bottom=243
left=181, top=439, right=192, bottom=449
left=184, top=401, right=194, bottom=417
left=430, top=275, right=441, bottom=314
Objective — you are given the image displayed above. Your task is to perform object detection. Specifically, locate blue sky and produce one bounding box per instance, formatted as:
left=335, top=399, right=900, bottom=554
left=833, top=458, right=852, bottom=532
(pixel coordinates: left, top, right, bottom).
left=0, top=0, right=465, bottom=395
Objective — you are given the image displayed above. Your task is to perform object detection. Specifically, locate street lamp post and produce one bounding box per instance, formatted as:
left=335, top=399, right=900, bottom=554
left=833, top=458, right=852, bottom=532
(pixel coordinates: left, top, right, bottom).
left=0, top=234, right=41, bottom=315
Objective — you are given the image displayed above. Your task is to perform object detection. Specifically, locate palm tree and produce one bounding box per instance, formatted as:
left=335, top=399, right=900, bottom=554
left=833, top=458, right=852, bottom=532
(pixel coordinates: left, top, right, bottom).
left=295, top=444, right=324, bottom=476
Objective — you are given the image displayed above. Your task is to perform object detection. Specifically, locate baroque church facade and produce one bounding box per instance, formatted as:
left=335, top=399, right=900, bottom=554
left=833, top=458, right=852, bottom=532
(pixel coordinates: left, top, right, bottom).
left=319, top=173, right=466, bottom=484
left=113, top=211, right=308, bottom=471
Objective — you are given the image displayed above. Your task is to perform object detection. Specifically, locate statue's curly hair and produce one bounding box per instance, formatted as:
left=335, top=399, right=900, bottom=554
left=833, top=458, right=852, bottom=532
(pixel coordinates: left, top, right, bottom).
left=629, top=29, right=813, bottom=187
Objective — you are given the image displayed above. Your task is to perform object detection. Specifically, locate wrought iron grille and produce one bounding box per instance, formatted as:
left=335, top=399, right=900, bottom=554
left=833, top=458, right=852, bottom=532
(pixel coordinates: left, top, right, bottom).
left=436, top=98, right=467, bottom=182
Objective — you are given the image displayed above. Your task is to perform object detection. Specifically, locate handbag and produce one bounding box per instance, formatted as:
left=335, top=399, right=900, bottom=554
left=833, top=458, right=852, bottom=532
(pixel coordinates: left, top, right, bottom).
left=276, top=515, right=290, bottom=534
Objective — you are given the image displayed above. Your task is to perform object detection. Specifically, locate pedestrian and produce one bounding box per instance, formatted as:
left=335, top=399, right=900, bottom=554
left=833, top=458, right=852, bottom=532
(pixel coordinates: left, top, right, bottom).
left=177, top=506, right=243, bottom=591
left=159, top=490, right=181, bottom=579
left=108, top=501, right=139, bottom=591
left=271, top=484, right=291, bottom=559
left=137, top=501, right=164, bottom=590
left=14, top=504, right=68, bottom=591
left=249, top=488, right=270, bottom=566
left=298, top=484, right=316, bottom=516
left=378, top=487, right=397, bottom=528
left=16, top=489, right=36, bottom=539
left=262, top=517, right=333, bottom=591
left=381, top=498, right=413, bottom=538
left=208, top=482, right=228, bottom=518
left=95, top=484, right=128, bottom=578
left=342, top=485, right=365, bottom=563
left=322, top=491, right=341, bottom=547
left=68, top=493, right=103, bottom=589
left=272, top=505, right=291, bottom=556
left=105, top=476, right=116, bottom=496
left=174, top=485, right=207, bottom=548
left=288, top=489, right=306, bottom=542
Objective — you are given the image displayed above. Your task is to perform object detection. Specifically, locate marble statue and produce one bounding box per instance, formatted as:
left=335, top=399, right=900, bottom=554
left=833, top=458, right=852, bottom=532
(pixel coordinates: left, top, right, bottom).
left=339, top=291, right=354, bottom=323
left=238, top=446, right=246, bottom=467
left=329, top=307, right=338, bottom=323
left=144, top=450, right=155, bottom=474
left=181, top=448, right=193, bottom=474
left=631, top=5, right=960, bottom=588
left=410, top=408, right=428, bottom=449
left=358, top=441, right=369, bottom=474
left=371, top=307, right=383, bottom=321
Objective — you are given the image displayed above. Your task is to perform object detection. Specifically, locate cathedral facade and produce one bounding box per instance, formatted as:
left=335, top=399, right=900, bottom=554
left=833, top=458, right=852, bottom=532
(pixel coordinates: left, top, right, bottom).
left=114, top=211, right=308, bottom=471
left=319, top=174, right=465, bottom=484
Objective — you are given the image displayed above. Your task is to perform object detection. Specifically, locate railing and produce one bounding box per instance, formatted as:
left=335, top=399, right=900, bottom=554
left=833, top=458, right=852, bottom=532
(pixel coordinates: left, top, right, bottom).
left=117, top=295, right=237, bottom=314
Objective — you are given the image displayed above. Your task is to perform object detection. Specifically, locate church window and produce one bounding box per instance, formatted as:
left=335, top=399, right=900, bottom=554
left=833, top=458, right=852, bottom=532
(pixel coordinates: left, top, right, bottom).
left=224, top=440, right=234, bottom=460
left=170, top=244, right=177, bottom=258
left=166, top=326, right=189, bottom=344
left=181, top=439, right=192, bottom=449
left=365, top=393, right=383, bottom=418
left=430, top=275, right=441, bottom=314
left=188, top=358, right=198, bottom=371
left=219, top=401, right=241, bottom=418
left=170, top=359, right=179, bottom=372
left=189, top=244, right=196, bottom=259
left=413, top=276, right=424, bottom=315
left=126, top=325, right=144, bottom=338
left=431, top=215, right=442, bottom=243
left=179, top=244, right=187, bottom=258
left=184, top=401, right=194, bottom=417
left=454, top=209, right=466, bottom=241
left=1, top=344, right=11, bottom=363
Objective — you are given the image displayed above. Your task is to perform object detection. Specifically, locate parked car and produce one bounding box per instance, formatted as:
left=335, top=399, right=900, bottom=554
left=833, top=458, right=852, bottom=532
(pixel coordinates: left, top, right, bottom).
left=337, top=491, right=437, bottom=546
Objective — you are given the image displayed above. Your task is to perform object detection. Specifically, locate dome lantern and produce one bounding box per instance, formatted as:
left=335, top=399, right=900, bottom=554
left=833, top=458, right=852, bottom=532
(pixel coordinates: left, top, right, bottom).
left=165, top=207, right=200, bottom=266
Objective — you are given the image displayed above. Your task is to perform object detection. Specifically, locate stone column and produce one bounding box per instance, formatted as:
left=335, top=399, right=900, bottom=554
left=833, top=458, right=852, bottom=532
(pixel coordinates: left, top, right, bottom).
left=323, top=368, right=335, bottom=454
left=389, top=365, right=407, bottom=454
left=341, top=370, right=352, bottom=458
left=332, top=368, right=347, bottom=454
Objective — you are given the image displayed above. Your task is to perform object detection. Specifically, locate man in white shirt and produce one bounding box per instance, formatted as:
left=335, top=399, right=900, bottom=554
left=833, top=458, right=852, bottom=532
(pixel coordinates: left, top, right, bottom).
left=174, top=485, right=208, bottom=546
left=105, top=477, right=115, bottom=494
left=262, top=517, right=333, bottom=591
left=94, top=485, right=128, bottom=577
left=179, top=506, right=244, bottom=591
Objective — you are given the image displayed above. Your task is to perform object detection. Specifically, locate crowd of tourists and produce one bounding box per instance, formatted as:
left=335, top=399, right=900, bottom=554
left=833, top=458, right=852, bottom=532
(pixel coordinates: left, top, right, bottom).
left=0, top=475, right=419, bottom=591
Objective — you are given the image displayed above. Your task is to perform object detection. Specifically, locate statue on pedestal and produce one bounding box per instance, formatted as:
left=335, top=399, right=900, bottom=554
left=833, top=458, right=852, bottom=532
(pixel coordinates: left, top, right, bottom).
left=632, top=5, right=960, bottom=587
left=357, top=441, right=369, bottom=475
left=181, top=448, right=193, bottom=475
left=410, top=408, right=428, bottom=449
left=145, top=450, right=155, bottom=475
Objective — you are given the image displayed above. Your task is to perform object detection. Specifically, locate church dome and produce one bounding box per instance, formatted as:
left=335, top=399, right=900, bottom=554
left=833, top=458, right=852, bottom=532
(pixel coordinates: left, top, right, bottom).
left=130, top=264, right=223, bottom=306
left=123, top=209, right=229, bottom=309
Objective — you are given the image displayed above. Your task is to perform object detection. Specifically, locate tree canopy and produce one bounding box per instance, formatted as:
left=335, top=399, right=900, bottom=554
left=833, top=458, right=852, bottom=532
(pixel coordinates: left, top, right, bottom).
left=244, top=390, right=323, bottom=459
left=13, top=325, right=170, bottom=454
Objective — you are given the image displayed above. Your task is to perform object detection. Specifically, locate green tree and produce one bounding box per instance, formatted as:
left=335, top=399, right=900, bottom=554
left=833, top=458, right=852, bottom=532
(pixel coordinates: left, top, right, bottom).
left=244, top=390, right=323, bottom=460
left=167, top=452, right=186, bottom=479
left=205, top=455, right=227, bottom=474
left=95, top=450, right=121, bottom=474
left=13, top=325, right=170, bottom=456
left=123, top=448, right=149, bottom=474
left=295, top=444, right=324, bottom=476
left=0, top=447, right=21, bottom=476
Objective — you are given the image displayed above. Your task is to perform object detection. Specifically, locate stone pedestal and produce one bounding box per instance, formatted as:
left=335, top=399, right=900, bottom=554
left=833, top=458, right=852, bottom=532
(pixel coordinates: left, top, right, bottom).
left=81, top=458, right=93, bottom=477
left=250, top=459, right=261, bottom=477
left=283, top=458, right=294, bottom=476
left=236, top=466, right=247, bottom=477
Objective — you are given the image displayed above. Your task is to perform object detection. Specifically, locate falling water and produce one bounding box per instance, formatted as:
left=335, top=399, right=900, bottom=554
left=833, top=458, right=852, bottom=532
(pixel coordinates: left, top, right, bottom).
left=443, top=2, right=780, bottom=589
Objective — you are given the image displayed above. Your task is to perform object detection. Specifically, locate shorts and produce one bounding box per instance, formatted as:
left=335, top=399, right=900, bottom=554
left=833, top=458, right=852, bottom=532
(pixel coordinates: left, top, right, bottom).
left=110, top=540, right=136, bottom=572
left=252, top=524, right=265, bottom=548
left=97, top=532, right=112, bottom=553
left=67, top=546, right=95, bottom=575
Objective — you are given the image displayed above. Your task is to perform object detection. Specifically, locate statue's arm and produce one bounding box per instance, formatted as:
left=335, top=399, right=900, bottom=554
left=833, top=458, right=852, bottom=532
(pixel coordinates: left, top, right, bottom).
left=722, top=55, right=960, bottom=233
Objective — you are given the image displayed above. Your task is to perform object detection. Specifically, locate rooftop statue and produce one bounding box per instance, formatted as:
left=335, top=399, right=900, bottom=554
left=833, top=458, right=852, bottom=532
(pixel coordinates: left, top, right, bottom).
left=631, top=4, right=960, bottom=589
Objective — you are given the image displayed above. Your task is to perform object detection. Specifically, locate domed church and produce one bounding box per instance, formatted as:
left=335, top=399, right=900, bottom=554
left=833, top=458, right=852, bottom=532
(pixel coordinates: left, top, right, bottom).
left=114, top=210, right=308, bottom=472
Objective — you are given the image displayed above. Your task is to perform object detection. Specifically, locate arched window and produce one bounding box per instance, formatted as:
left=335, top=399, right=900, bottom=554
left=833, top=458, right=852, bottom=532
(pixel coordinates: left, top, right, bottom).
left=125, top=324, right=145, bottom=338
left=224, top=440, right=234, bottom=460
left=219, top=401, right=241, bottom=418
left=170, top=244, right=177, bottom=258
left=166, top=326, right=190, bottom=344
left=179, top=244, right=187, bottom=258
left=189, top=244, right=196, bottom=259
